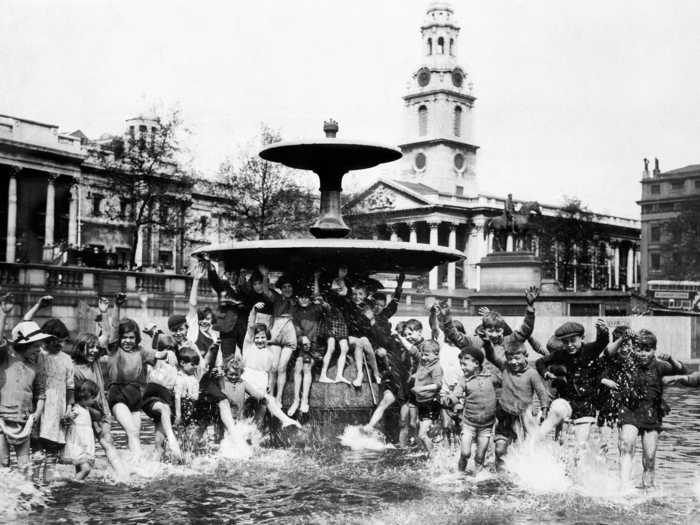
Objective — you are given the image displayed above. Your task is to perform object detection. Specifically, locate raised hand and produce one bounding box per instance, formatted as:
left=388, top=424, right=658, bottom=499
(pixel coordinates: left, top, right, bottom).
left=657, top=352, right=671, bottom=361
left=601, top=378, right=619, bottom=390
left=257, top=265, right=269, bottom=277
left=137, top=288, right=148, bottom=305
left=595, top=319, right=609, bottom=333
left=525, top=286, right=540, bottom=306
left=253, top=302, right=266, bottom=311
left=38, top=295, right=54, bottom=308
left=0, top=292, right=15, bottom=314
left=397, top=272, right=405, bottom=286
left=115, top=292, right=127, bottom=307
left=97, top=296, right=110, bottom=313
left=193, top=263, right=207, bottom=280
left=477, top=306, right=490, bottom=317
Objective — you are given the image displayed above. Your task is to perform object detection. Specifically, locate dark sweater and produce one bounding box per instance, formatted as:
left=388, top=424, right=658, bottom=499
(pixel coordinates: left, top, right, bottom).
left=450, top=372, right=499, bottom=426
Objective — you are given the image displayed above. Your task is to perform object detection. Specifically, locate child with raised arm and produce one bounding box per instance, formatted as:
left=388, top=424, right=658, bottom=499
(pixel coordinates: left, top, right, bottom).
left=442, top=347, right=498, bottom=474
left=613, top=329, right=686, bottom=489
left=410, top=339, right=443, bottom=454
left=0, top=298, right=49, bottom=475
left=186, top=262, right=219, bottom=355
left=319, top=266, right=351, bottom=384
left=535, top=319, right=610, bottom=447
left=62, top=380, right=100, bottom=480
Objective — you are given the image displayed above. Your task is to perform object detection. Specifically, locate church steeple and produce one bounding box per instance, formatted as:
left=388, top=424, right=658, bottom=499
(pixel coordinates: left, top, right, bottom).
left=396, top=2, right=479, bottom=197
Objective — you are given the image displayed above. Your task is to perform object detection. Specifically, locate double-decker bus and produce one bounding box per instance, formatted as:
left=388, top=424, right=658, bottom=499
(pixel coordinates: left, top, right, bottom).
left=647, top=280, right=700, bottom=310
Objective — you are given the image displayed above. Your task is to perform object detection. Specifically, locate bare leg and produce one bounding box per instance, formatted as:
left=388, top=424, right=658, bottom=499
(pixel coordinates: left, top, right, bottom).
left=0, top=435, right=10, bottom=467
left=75, top=462, right=91, bottom=481
left=418, top=419, right=433, bottom=454
left=112, top=403, right=142, bottom=456
left=365, top=390, right=396, bottom=430
left=264, top=395, right=301, bottom=428
left=335, top=339, right=351, bottom=384
left=275, top=346, right=294, bottom=405
left=361, top=339, right=381, bottom=384
left=268, top=344, right=282, bottom=397
left=494, top=438, right=508, bottom=471
left=618, top=424, right=639, bottom=488
left=641, top=430, right=659, bottom=488
left=15, top=440, right=32, bottom=479
left=287, top=356, right=303, bottom=416
left=319, top=337, right=335, bottom=383
left=300, top=362, right=313, bottom=413
left=474, top=432, right=491, bottom=473
left=459, top=425, right=476, bottom=472
left=398, top=403, right=410, bottom=446
left=152, top=402, right=182, bottom=459
left=350, top=337, right=364, bottom=387
left=218, top=399, right=237, bottom=436
left=98, top=429, right=127, bottom=478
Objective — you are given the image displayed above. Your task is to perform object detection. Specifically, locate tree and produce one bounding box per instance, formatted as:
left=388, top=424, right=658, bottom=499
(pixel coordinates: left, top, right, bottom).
left=215, top=124, right=316, bottom=240
left=92, top=110, right=192, bottom=268
left=661, top=197, right=700, bottom=280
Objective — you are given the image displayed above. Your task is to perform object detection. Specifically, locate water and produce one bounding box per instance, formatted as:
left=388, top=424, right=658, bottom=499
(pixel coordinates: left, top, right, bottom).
left=2, top=388, right=699, bottom=524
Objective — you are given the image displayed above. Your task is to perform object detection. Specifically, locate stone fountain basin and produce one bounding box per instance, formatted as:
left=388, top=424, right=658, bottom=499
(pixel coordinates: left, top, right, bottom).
left=259, top=139, right=402, bottom=172
left=192, top=239, right=463, bottom=273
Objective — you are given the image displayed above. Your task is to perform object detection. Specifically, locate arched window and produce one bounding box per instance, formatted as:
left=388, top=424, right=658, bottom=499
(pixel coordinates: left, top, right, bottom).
left=418, top=105, right=428, bottom=136
left=437, top=37, right=444, bottom=54
left=427, top=37, right=432, bottom=55
left=449, top=38, right=454, bottom=55
left=453, top=106, right=462, bottom=136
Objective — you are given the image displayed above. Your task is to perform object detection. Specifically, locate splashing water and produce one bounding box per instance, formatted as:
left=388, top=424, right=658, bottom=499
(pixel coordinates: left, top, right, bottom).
left=218, top=419, right=263, bottom=460
left=338, top=425, right=394, bottom=451
left=0, top=468, right=46, bottom=518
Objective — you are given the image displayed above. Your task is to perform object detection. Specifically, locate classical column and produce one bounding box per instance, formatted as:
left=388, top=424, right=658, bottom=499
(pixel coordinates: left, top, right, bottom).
left=6, top=169, right=18, bottom=263
left=506, top=234, right=514, bottom=252
left=150, top=225, right=160, bottom=266
left=626, top=246, right=634, bottom=288
left=371, top=224, right=380, bottom=241
left=447, top=223, right=457, bottom=290
left=486, top=232, right=494, bottom=255
left=428, top=221, right=440, bottom=290
left=466, top=215, right=487, bottom=290
left=68, top=184, right=78, bottom=246
left=134, top=225, right=145, bottom=267
left=389, top=224, right=399, bottom=243
left=633, top=249, right=640, bottom=285
left=614, top=244, right=620, bottom=288
left=42, top=174, right=57, bottom=262
left=408, top=222, right=417, bottom=244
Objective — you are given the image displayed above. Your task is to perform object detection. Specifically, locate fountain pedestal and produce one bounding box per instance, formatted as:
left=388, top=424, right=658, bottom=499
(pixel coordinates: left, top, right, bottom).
left=478, top=251, right=542, bottom=291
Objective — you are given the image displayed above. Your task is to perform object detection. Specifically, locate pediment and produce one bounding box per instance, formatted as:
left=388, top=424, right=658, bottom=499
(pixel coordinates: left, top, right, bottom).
left=344, top=180, right=433, bottom=214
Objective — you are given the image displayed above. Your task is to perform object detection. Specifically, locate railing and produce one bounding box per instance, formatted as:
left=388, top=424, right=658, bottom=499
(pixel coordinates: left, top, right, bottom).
left=136, top=274, right=167, bottom=293
left=46, top=267, right=83, bottom=289
left=0, top=264, right=19, bottom=285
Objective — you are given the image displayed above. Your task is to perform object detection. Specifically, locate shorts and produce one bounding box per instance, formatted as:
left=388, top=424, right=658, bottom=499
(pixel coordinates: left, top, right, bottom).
left=618, top=402, right=663, bottom=433
left=416, top=400, right=441, bottom=421
left=323, top=311, right=348, bottom=340
left=107, top=383, right=143, bottom=411
left=242, top=368, right=268, bottom=394
left=461, top=420, right=493, bottom=443
left=294, top=340, right=323, bottom=365
left=381, top=370, right=409, bottom=404
left=141, top=383, right=174, bottom=422
left=270, top=318, right=297, bottom=350
left=194, top=373, right=227, bottom=428
left=494, top=406, right=523, bottom=444
left=180, top=398, right=198, bottom=427
left=568, top=398, right=597, bottom=421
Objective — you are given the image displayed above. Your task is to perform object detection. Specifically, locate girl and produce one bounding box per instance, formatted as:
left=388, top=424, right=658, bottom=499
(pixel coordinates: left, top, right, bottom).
left=72, top=333, right=125, bottom=477
left=0, top=316, right=49, bottom=476
left=37, top=318, right=75, bottom=478
left=62, top=380, right=99, bottom=480
left=319, top=267, right=351, bottom=384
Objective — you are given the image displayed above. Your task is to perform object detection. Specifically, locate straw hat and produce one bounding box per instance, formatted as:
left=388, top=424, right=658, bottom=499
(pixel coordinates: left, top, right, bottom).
left=11, top=321, right=53, bottom=344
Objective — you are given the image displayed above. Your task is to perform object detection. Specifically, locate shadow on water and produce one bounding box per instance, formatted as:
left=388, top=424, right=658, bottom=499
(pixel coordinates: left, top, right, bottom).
left=1, top=388, right=699, bottom=524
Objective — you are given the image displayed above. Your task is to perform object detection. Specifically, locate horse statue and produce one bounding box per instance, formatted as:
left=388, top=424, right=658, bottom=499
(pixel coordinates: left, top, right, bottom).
left=484, top=194, right=542, bottom=251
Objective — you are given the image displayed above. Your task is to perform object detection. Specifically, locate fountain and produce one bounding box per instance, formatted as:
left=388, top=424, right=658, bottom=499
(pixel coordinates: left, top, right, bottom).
left=192, top=120, right=464, bottom=433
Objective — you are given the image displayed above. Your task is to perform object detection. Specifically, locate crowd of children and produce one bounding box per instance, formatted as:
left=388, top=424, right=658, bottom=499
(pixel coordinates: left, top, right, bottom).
left=0, top=257, right=698, bottom=490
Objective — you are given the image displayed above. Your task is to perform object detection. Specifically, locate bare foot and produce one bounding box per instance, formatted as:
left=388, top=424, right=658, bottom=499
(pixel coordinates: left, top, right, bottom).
left=374, top=375, right=382, bottom=384
left=282, top=418, right=302, bottom=429
left=287, top=399, right=300, bottom=417
left=335, top=376, right=351, bottom=385
left=319, top=375, right=334, bottom=384
left=352, top=376, right=363, bottom=388
left=300, top=401, right=309, bottom=414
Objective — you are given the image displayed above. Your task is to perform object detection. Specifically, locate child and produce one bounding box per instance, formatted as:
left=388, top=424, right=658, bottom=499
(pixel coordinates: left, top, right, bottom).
left=62, top=380, right=99, bottom=480
left=614, top=329, right=686, bottom=489
left=242, top=318, right=275, bottom=424
left=141, top=334, right=182, bottom=459
left=319, top=267, right=351, bottom=384
left=486, top=345, right=550, bottom=470
left=536, top=319, right=610, bottom=447
left=174, top=345, right=202, bottom=430
left=289, top=279, right=324, bottom=416
left=0, top=317, right=49, bottom=475
left=187, top=262, right=219, bottom=356
left=409, top=339, right=443, bottom=454
left=72, top=333, right=125, bottom=477
left=370, top=272, right=404, bottom=335
left=442, top=347, right=498, bottom=474
left=37, top=318, right=75, bottom=477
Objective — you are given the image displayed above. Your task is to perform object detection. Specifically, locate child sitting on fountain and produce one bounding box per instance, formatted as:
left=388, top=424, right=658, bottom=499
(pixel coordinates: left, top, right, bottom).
left=442, top=346, right=498, bottom=474
left=318, top=266, right=351, bottom=384
left=288, top=276, right=325, bottom=417
left=612, top=329, right=686, bottom=489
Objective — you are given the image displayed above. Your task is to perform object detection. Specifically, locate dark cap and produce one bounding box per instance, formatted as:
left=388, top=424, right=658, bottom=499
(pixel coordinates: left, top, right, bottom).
left=168, top=314, right=187, bottom=332
left=554, top=321, right=585, bottom=339
left=459, top=346, right=484, bottom=366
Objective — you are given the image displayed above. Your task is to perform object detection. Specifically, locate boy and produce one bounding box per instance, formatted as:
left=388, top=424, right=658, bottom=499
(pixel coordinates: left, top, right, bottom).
left=535, top=319, right=609, bottom=446
left=370, top=272, right=404, bottom=335
left=485, top=344, right=550, bottom=470
left=612, top=329, right=686, bottom=489
left=409, top=339, right=443, bottom=454
left=442, top=346, right=498, bottom=474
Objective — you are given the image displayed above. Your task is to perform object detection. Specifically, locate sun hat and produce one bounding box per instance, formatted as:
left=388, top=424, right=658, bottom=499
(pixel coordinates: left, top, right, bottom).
left=11, top=321, right=53, bottom=345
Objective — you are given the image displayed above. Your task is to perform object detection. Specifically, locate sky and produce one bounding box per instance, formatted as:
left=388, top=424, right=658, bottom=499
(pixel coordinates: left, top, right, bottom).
left=2, top=0, right=700, bottom=219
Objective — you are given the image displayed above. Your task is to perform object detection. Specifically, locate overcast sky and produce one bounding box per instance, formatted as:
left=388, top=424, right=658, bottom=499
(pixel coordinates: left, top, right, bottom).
left=2, top=0, right=700, bottom=218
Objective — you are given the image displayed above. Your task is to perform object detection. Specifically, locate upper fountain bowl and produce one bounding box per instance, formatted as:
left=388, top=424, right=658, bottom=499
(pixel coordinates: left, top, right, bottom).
left=259, top=139, right=402, bottom=174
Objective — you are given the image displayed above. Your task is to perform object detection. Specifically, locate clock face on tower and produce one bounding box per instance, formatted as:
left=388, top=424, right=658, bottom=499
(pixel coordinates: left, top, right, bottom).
left=452, top=68, right=464, bottom=87
left=417, top=68, right=431, bottom=87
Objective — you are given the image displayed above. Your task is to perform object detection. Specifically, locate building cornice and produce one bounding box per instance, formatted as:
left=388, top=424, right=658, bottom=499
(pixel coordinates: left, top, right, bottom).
left=404, top=89, right=476, bottom=104
left=399, top=138, right=479, bottom=152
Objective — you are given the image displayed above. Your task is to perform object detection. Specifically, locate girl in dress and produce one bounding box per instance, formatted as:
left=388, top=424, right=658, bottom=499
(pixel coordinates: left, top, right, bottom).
left=62, top=380, right=99, bottom=480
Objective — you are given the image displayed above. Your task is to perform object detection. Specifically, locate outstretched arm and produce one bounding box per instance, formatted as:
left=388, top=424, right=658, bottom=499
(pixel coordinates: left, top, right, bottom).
left=512, top=286, right=538, bottom=342
left=22, top=295, right=53, bottom=321
left=383, top=272, right=405, bottom=320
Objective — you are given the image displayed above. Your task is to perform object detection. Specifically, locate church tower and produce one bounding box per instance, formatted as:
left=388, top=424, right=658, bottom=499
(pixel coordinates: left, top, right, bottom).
left=397, top=2, right=478, bottom=196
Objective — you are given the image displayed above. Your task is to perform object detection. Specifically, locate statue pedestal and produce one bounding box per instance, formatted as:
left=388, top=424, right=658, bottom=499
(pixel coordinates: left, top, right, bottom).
left=478, top=251, right=542, bottom=291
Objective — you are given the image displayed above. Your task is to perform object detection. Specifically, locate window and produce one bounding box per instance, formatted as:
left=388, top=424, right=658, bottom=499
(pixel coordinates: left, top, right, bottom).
left=569, top=303, right=600, bottom=316
left=642, top=204, right=654, bottom=213
left=119, top=198, right=129, bottom=219
left=453, top=106, right=462, bottom=136
left=418, top=105, right=428, bottom=136
left=159, top=204, right=170, bottom=224
left=415, top=152, right=426, bottom=170
left=651, top=184, right=660, bottom=194
left=695, top=180, right=700, bottom=189
left=158, top=250, right=173, bottom=269
left=650, top=225, right=660, bottom=242
left=455, top=185, right=464, bottom=196
left=449, top=38, right=454, bottom=55
left=91, top=194, right=103, bottom=217
left=671, top=180, right=684, bottom=190
left=454, top=153, right=465, bottom=170
left=437, top=37, right=444, bottom=54
left=427, top=37, right=432, bottom=55
left=199, top=215, right=209, bottom=235
left=659, top=202, right=673, bottom=212
left=650, top=253, right=661, bottom=270
left=128, top=125, right=135, bottom=137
